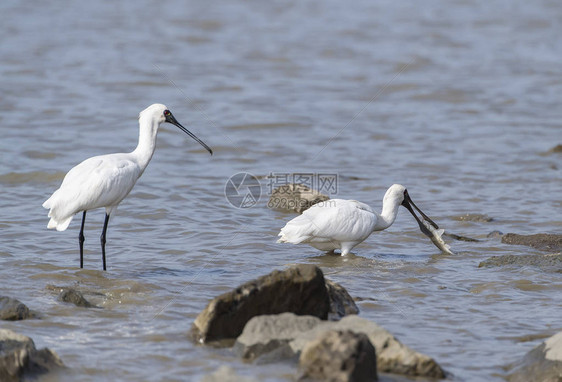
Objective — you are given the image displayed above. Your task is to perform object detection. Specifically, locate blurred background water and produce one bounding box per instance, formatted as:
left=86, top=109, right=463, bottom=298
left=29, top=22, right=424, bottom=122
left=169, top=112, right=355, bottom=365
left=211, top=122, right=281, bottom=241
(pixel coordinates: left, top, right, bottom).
left=0, top=0, right=561, bottom=380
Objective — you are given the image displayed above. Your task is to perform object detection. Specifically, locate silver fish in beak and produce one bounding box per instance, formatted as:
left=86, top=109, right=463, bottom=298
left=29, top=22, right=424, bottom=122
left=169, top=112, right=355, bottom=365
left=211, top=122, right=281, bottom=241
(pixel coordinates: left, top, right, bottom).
left=401, top=190, right=455, bottom=255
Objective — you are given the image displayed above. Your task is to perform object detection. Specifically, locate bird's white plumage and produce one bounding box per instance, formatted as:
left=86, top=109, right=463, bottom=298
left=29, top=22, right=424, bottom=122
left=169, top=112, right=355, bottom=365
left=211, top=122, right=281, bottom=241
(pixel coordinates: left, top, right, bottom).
left=43, top=154, right=141, bottom=230
left=278, top=185, right=406, bottom=255
left=43, top=103, right=212, bottom=271
left=42, top=103, right=168, bottom=231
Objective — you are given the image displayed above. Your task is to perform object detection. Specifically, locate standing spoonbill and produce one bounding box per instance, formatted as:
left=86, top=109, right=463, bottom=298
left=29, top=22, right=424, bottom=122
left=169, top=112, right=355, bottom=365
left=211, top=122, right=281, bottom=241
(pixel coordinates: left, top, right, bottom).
left=43, top=103, right=212, bottom=270
left=277, top=184, right=452, bottom=255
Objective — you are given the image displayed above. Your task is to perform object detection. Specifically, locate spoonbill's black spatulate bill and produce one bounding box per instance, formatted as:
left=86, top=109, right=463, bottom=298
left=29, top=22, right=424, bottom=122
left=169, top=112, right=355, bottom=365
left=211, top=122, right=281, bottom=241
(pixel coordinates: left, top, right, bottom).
left=43, top=103, right=212, bottom=270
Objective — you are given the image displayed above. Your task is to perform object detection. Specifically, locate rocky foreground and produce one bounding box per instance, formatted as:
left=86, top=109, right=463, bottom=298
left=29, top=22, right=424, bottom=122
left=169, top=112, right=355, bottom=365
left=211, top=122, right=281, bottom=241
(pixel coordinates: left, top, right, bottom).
left=507, top=330, right=562, bottom=382
left=0, top=329, right=63, bottom=382
left=191, top=264, right=445, bottom=381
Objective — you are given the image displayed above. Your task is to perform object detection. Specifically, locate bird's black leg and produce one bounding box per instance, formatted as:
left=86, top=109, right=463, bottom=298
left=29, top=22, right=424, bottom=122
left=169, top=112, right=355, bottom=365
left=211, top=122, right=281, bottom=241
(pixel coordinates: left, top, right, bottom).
left=100, top=213, right=110, bottom=271
left=79, top=211, right=87, bottom=268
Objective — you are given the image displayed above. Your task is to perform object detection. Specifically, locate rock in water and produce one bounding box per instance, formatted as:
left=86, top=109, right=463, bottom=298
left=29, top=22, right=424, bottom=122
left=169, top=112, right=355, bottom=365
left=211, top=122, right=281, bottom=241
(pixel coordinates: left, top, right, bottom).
left=0, top=329, right=63, bottom=381
left=191, top=265, right=330, bottom=343
left=299, top=330, right=377, bottom=382
left=501, top=233, right=562, bottom=252
left=234, top=313, right=445, bottom=379
left=234, top=313, right=322, bottom=361
left=0, top=296, right=33, bottom=321
left=454, top=213, right=494, bottom=222
left=479, top=254, right=561, bottom=272
left=268, top=183, right=329, bottom=213
left=58, top=288, right=94, bottom=308
left=507, top=331, right=562, bottom=382
left=326, top=280, right=359, bottom=320
left=291, top=315, right=446, bottom=379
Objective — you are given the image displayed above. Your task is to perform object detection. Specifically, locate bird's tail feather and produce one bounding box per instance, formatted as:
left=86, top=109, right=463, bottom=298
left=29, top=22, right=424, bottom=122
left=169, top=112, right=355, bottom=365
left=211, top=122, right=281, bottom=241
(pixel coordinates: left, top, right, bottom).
left=43, top=191, right=75, bottom=231
left=47, top=215, right=74, bottom=231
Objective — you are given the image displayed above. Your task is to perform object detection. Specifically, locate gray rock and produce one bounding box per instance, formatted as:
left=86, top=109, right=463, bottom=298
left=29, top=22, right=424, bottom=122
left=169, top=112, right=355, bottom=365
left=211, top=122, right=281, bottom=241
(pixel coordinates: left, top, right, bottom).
left=501, top=233, right=562, bottom=252
left=0, top=296, right=33, bottom=321
left=0, top=329, right=63, bottom=382
left=326, top=280, right=359, bottom=320
left=58, top=288, right=94, bottom=308
left=299, top=330, right=377, bottom=382
left=234, top=313, right=445, bottom=379
left=478, top=254, right=561, bottom=272
left=234, top=313, right=322, bottom=361
left=268, top=184, right=329, bottom=213
left=191, top=265, right=330, bottom=343
left=507, top=331, right=562, bottom=382
left=291, top=315, right=445, bottom=379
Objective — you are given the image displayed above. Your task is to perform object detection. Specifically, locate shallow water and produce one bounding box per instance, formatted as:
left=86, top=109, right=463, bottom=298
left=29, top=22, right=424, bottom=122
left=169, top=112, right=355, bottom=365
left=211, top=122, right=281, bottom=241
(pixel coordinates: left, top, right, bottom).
left=1, top=0, right=561, bottom=381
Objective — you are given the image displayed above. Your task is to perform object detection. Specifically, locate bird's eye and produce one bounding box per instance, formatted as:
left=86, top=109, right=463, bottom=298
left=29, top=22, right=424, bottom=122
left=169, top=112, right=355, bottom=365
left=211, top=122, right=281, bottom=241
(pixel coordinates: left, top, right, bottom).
left=164, top=110, right=170, bottom=116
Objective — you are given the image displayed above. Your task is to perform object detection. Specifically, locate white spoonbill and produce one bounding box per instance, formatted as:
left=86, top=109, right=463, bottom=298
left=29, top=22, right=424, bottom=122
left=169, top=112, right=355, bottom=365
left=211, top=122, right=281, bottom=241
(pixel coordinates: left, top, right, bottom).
left=277, top=184, right=452, bottom=255
left=43, top=103, right=212, bottom=270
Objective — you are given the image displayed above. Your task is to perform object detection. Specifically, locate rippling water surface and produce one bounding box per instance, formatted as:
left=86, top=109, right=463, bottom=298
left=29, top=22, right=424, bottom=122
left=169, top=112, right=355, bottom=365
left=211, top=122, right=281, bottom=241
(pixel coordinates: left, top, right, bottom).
left=1, top=1, right=561, bottom=381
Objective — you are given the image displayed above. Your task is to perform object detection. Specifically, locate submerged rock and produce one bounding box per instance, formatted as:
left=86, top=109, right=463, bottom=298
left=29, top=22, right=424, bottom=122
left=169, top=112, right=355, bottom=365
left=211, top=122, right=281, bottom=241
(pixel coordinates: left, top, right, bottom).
left=479, top=254, right=561, bottom=272
left=501, top=233, right=562, bottom=253
left=443, top=232, right=479, bottom=242
left=268, top=183, right=329, bottom=213
left=0, top=329, right=63, bottom=382
left=454, top=213, right=494, bottom=222
left=191, top=265, right=330, bottom=343
left=234, top=313, right=445, bottom=379
left=487, top=230, right=504, bottom=239
left=58, top=288, right=95, bottom=308
left=299, top=329, right=377, bottom=382
left=0, top=296, right=34, bottom=321
left=547, top=144, right=562, bottom=153
left=507, top=330, right=562, bottom=382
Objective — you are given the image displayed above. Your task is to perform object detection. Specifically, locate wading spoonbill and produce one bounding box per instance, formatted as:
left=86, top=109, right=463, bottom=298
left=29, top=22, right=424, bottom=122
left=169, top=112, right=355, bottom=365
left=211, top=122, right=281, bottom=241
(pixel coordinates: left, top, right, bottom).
left=277, top=184, right=453, bottom=255
left=43, top=103, right=212, bottom=270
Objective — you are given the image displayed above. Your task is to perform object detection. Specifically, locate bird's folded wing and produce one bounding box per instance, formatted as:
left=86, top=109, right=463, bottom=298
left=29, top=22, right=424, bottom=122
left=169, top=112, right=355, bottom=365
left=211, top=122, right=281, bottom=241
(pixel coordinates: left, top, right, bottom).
left=279, top=199, right=376, bottom=243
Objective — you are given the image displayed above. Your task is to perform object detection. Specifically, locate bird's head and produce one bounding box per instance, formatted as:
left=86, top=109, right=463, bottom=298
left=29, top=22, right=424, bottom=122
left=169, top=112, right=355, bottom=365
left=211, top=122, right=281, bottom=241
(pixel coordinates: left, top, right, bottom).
left=140, top=103, right=213, bottom=155
left=386, top=184, right=439, bottom=236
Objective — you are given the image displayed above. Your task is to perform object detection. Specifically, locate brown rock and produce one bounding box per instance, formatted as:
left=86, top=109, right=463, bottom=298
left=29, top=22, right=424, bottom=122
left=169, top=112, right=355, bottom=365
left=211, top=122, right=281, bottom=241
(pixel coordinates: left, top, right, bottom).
left=326, top=280, right=359, bottom=320
left=299, top=330, right=377, bottom=382
left=191, top=265, right=330, bottom=343
left=268, top=184, right=329, bottom=213
left=501, top=233, right=562, bottom=252
left=0, top=329, right=63, bottom=382
left=0, top=296, right=33, bottom=321
left=58, top=289, right=94, bottom=308
left=548, top=144, right=562, bottom=153
left=479, top=254, right=561, bottom=272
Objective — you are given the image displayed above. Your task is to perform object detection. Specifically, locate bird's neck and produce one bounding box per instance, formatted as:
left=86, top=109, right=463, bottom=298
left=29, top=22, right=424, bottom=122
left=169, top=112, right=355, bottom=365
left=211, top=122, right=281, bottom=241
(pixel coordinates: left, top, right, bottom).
left=132, top=117, right=159, bottom=171
left=374, top=198, right=401, bottom=231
